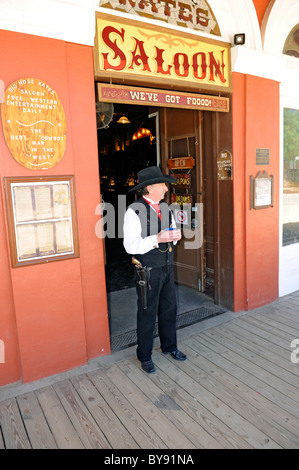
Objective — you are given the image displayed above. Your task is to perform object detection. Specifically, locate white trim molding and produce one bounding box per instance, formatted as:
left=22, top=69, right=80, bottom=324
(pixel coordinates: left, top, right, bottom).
left=0, top=0, right=97, bottom=45
left=0, top=0, right=264, bottom=50
left=208, top=0, right=262, bottom=50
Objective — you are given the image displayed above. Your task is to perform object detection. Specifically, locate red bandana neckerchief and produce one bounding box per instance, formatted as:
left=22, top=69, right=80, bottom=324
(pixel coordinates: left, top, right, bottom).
left=143, top=197, right=161, bottom=220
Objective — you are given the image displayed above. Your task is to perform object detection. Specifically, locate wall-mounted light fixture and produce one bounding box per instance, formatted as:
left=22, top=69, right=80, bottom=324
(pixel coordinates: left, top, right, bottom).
left=234, top=33, right=245, bottom=45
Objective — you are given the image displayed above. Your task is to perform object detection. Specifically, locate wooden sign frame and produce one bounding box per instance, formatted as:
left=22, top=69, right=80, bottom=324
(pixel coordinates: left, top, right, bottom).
left=167, top=156, right=195, bottom=170
left=1, top=77, right=67, bottom=170
left=173, top=173, right=191, bottom=188
left=4, top=175, right=79, bottom=267
left=97, top=83, right=230, bottom=113
left=94, top=13, right=232, bottom=94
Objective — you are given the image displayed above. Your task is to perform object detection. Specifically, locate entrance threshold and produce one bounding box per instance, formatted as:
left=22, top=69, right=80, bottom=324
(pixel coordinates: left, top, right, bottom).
left=108, top=285, right=227, bottom=352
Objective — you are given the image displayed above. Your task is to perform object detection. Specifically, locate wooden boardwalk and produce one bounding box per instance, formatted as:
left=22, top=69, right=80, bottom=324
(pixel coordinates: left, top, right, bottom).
left=0, top=291, right=299, bottom=449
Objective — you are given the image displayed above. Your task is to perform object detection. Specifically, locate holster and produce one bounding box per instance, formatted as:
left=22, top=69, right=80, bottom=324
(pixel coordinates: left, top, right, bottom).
left=132, top=257, right=151, bottom=309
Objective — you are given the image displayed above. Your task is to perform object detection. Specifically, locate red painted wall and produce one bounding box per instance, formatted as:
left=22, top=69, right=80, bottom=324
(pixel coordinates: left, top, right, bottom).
left=232, top=72, right=279, bottom=311
left=0, top=187, right=20, bottom=384
left=0, top=30, right=110, bottom=385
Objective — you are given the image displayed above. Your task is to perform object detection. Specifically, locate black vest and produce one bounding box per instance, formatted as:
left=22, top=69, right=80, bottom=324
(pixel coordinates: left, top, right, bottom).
left=129, top=197, right=174, bottom=267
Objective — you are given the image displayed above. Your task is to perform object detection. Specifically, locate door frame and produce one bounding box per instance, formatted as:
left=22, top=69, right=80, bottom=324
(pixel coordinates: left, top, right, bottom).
left=160, top=107, right=206, bottom=292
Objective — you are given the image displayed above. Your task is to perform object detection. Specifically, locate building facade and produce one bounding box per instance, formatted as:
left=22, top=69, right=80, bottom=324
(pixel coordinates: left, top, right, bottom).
left=0, top=0, right=298, bottom=386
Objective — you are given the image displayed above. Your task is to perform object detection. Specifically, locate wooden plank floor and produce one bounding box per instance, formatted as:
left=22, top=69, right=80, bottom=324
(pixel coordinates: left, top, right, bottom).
left=0, top=291, right=299, bottom=449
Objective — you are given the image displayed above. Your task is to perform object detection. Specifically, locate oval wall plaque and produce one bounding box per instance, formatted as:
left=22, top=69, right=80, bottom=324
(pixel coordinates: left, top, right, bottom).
left=217, top=150, right=232, bottom=180
left=1, top=78, right=67, bottom=170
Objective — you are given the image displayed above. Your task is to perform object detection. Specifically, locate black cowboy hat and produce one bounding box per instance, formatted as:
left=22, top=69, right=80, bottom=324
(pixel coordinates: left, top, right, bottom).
left=129, top=166, right=176, bottom=192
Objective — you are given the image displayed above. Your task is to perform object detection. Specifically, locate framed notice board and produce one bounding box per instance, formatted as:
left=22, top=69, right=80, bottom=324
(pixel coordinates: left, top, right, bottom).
left=4, top=176, right=79, bottom=267
left=250, top=171, right=274, bottom=210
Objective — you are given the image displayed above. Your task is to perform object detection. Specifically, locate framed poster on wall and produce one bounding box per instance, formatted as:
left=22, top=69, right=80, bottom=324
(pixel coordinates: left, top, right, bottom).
left=250, top=171, right=274, bottom=210
left=4, top=176, right=79, bottom=267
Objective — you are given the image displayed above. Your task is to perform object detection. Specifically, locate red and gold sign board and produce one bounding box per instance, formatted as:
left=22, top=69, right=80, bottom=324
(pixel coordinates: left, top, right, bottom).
left=98, top=84, right=229, bottom=112
left=173, top=173, right=191, bottom=188
left=171, top=193, right=192, bottom=205
left=167, top=157, right=195, bottom=170
left=95, top=15, right=231, bottom=93
left=1, top=78, right=67, bottom=170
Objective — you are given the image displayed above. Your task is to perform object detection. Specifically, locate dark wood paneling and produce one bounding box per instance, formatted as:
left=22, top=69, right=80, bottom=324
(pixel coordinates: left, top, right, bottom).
left=203, top=112, right=215, bottom=297
left=216, top=103, right=233, bottom=310
left=203, top=106, right=233, bottom=309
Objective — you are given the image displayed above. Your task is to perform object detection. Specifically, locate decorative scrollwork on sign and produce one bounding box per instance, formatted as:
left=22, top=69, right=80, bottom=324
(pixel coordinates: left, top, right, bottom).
left=137, top=29, right=200, bottom=49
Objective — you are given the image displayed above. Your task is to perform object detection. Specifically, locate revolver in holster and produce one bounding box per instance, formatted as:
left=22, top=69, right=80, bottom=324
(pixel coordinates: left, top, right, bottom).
left=132, top=257, right=151, bottom=309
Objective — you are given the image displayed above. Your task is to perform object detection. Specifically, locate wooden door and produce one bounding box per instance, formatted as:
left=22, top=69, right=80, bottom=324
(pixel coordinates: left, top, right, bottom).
left=160, top=107, right=205, bottom=290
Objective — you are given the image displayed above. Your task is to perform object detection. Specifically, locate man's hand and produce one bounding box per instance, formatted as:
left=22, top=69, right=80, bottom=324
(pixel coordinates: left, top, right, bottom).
left=157, top=228, right=182, bottom=244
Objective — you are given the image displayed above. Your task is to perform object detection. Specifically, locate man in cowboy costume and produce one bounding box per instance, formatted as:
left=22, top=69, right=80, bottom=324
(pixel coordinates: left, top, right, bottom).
left=123, top=166, right=187, bottom=374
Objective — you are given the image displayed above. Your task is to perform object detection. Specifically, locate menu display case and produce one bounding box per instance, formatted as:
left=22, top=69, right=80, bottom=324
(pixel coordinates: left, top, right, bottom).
left=4, top=176, right=79, bottom=267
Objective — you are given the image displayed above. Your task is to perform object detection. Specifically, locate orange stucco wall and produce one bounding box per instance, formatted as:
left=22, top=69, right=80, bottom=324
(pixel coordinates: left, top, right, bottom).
left=0, top=30, right=110, bottom=385
left=252, top=0, right=272, bottom=27
left=232, top=72, right=279, bottom=311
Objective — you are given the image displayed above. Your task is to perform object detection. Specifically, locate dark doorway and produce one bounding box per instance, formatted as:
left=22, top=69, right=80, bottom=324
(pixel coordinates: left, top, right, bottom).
left=97, top=103, right=158, bottom=293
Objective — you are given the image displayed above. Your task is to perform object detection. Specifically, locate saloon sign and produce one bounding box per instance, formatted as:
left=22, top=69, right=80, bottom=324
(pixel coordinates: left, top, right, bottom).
left=95, top=15, right=231, bottom=91
left=1, top=78, right=66, bottom=170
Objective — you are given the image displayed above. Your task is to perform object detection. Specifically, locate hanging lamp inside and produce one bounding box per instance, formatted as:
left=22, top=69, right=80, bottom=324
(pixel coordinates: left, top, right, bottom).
left=132, top=127, right=155, bottom=143
left=117, top=115, right=131, bottom=124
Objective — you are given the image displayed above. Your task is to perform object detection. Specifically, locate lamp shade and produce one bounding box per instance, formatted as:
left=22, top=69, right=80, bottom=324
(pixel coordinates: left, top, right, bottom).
left=117, top=115, right=130, bottom=124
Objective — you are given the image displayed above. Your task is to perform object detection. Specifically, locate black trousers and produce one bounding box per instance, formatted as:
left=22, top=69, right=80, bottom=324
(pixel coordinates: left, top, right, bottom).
left=136, top=264, right=178, bottom=362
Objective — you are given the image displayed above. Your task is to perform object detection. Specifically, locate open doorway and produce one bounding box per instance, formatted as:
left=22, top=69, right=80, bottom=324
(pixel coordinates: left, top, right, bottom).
left=97, top=103, right=158, bottom=291
left=97, top=101, right=226, bottom=350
